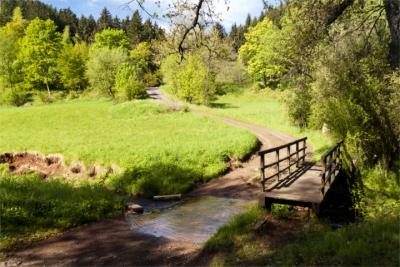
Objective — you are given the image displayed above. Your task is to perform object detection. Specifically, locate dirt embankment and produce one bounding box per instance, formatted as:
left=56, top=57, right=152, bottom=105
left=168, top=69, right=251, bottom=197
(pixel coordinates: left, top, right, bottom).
left=0, top=152, right=118, bottom=179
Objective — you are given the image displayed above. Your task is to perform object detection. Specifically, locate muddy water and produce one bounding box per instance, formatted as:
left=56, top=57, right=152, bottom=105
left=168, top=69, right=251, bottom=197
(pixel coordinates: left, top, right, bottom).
left=126, top=196, right=254, bottom=243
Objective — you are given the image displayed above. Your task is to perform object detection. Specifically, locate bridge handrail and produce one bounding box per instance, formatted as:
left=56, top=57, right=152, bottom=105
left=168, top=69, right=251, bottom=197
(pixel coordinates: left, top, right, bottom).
left=321, top=140, right=344, bottom=195
left=259, top=137, right=307, bottom=191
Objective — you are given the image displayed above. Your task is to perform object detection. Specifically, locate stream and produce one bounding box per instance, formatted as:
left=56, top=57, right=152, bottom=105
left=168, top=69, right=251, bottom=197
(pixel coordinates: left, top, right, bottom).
left=126, top=196, right=255, bottom=243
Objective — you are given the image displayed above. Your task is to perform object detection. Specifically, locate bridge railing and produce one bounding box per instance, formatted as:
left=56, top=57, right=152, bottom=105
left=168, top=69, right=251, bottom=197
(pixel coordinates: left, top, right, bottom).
left=321, top=140, right=344, bottom=195
left=258, top=137, right=307, bottom=191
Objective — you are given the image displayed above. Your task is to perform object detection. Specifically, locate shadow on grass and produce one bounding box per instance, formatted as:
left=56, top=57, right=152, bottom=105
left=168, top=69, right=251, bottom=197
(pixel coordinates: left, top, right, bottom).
left=208, top=102, right=239, bottom=109
left=0, top=174, right=125, bottom=250
left=105, top=162, right=206, bottom=198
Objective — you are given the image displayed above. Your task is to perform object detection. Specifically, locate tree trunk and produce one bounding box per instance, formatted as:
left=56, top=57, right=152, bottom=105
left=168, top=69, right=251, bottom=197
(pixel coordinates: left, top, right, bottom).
left=45, top=81, right=51, bottom=96
left=384, top=0, right=400, bottom=68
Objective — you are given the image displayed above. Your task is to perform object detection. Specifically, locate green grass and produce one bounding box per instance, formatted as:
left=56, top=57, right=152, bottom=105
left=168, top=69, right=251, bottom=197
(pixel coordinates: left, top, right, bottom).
left=0, top=99, right=258, bottom=196
left=205, top=205, right=400, bottom=267
left=0, top=170, right=125, bottom=253
left=176, top=86, right=334, bottom=160
left=271, top=217, right=400, bottom=266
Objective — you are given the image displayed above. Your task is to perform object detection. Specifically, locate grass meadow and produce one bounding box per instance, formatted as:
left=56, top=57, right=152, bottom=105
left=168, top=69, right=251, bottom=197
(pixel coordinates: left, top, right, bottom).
left=0, top=99, right=258, bottom=196
left=204, top=205, right=399, bottom=266
left=0, top=98, right=258, bottom=253
left=188, top=86, right=334, bottom=159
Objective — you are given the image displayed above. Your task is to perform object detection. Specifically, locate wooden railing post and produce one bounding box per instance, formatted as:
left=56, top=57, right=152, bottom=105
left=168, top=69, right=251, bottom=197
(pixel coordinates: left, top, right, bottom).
left=276, top=150, right=280, bottom=181
left=260, top=154, right=265, bottom=191
left=287, top=145, right=291, bottom=176
left=296, top=142, right=299, bottom=168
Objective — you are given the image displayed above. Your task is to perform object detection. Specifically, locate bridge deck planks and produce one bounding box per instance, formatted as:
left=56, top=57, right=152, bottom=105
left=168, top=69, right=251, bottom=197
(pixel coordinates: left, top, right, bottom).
left=263, top=163, right=326, bottom=205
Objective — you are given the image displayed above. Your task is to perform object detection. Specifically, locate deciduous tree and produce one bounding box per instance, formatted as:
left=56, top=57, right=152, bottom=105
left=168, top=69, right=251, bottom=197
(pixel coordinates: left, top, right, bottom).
left=18, top=18, right=62, bottom=95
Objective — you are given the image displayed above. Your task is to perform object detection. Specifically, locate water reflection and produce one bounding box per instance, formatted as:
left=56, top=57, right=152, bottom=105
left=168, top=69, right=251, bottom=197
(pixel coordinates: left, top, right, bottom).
left=126, top=196, right=253, bottom=243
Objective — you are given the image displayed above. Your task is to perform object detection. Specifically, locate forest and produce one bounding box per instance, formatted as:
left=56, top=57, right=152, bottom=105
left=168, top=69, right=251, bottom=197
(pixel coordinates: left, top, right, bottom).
left=0, top=0, right=399, bottom=266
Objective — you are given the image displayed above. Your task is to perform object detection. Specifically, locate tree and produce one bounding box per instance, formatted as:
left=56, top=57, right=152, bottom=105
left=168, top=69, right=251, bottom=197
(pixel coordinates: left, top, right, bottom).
left=142, top=18, right=155, bottom=41
left=212, top=22, right=226, bottom=39
left=78, top=15, right=96, bottom=42
left=97, top=7, right=113, bottom=32
left=58, top=27, right=88, bottom=91
left=58, top=8, right=79, bottom=37
left=126, top=10, right=143, bottom=46
left=161, top=54, right=216, bottom=104
left=0, top=7, right=26, bottom=91
left=239, top=18, right=288, bottom=86
left=93, top=29, right=130, bottom=51
left=18, top=18, right=62, bottom=95
left=86, top=48, right=128, bottom=98
left=384, top=0, right=400, bottom=68
left=115, top=63, right=146, bottom=100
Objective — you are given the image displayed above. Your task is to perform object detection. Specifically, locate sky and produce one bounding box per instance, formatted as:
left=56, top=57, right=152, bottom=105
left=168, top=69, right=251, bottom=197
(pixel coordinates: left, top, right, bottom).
left=40, top=0, right=266, bottom=29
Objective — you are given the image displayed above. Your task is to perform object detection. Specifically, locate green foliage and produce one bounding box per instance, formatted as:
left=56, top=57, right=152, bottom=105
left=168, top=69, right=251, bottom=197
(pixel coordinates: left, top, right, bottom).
left=93, top=28, right=130, bottom=51
left=239, top=18, right=288, bottom=86
left=0, top=100, right=258, bottom=197
left=130, top=42, right=160, bottom=86
left=0, top=173, right=124, bottom=251
left=115, top=63, right=146, bottom=100
left=161, top=54, right=217, bottom=105
left=58, top=28, right=88, bottom=91
left=272, top=217, right=399, bottom=266
left=309, top=28, right=398, bottom=167
left=284, top=84, right=311, bottom=128
left=1, top=86, right=31, bottom=106
left=86, top=48, right=128, bottom=98
left=0, top=7, right=26, bottom=102
left=18, top=18, right=62, bottom=95
left=359, top=163, right=400, bottom=218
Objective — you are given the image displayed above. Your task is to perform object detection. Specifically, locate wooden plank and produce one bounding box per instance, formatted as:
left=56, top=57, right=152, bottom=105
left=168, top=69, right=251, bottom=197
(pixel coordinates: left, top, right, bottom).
left=264, top=164, right=324, bottom=204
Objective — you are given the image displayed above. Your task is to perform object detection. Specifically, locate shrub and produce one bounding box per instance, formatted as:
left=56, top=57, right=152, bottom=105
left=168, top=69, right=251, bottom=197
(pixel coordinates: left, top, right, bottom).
left=1, top=87, right=31, bottom=106
left=115, top=63, right=146, bottom=100
left=161, top=54, right=217, bottom=105
left=86, top=48, right=128, bottom=98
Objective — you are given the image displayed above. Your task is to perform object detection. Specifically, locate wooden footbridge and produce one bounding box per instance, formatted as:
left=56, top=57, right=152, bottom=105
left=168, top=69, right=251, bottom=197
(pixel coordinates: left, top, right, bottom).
left=258, top=138, right=343, bottom=213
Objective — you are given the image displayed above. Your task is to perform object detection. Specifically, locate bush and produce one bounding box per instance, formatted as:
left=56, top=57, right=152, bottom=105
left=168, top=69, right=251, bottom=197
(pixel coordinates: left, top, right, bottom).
left=284, top=84, right=311, bottom=128
left=115, top=63, right=146, bottom=100
left=1, top=88, right=31, bottom=106
left=161, top=54, right=217, bottom=105
left=86, top=48, right=128, bottom=98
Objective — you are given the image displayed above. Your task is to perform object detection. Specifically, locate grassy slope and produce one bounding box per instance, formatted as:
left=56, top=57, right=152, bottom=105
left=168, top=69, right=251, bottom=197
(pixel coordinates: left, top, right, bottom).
left=205, top=206, right=399, bottom=266
left=0, top=99, right=257, bottom=196
left=194, top=88, right=334, bottom=159
left=0, top=171, right=125, bottom=256
left=0, top=99, right=258, bottom=254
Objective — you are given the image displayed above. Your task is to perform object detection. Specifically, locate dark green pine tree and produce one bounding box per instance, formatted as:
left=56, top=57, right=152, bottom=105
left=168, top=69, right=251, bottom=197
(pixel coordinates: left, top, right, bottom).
left=153, top=22, right=165, bottom=40
left=244, top=13, right=252, bottom=29
left=58, top=8, right=79, bottom=38
left=142, top=18, right=155, bottom=41
left=229, top=23, right=245, bottom=52
left=126, top=10, right=143, bottom=46
left=78, top=15, right=97, bottom=43
left=97, top=7, right=113, bottom=32
left=112, top=16, right=121, bottom=29
left=213, top=22, right=226, bottom=39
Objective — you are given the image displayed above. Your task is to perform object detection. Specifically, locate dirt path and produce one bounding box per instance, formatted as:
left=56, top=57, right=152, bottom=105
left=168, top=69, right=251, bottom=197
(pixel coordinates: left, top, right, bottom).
left=2, top=89, right=306, bottom=267
left=148, top=87, right=307, bottom=199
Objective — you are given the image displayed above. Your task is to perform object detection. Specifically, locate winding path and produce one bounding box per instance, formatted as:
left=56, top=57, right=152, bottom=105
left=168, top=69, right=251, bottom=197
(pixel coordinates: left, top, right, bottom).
left=2, top=89, right=308, bottom=266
